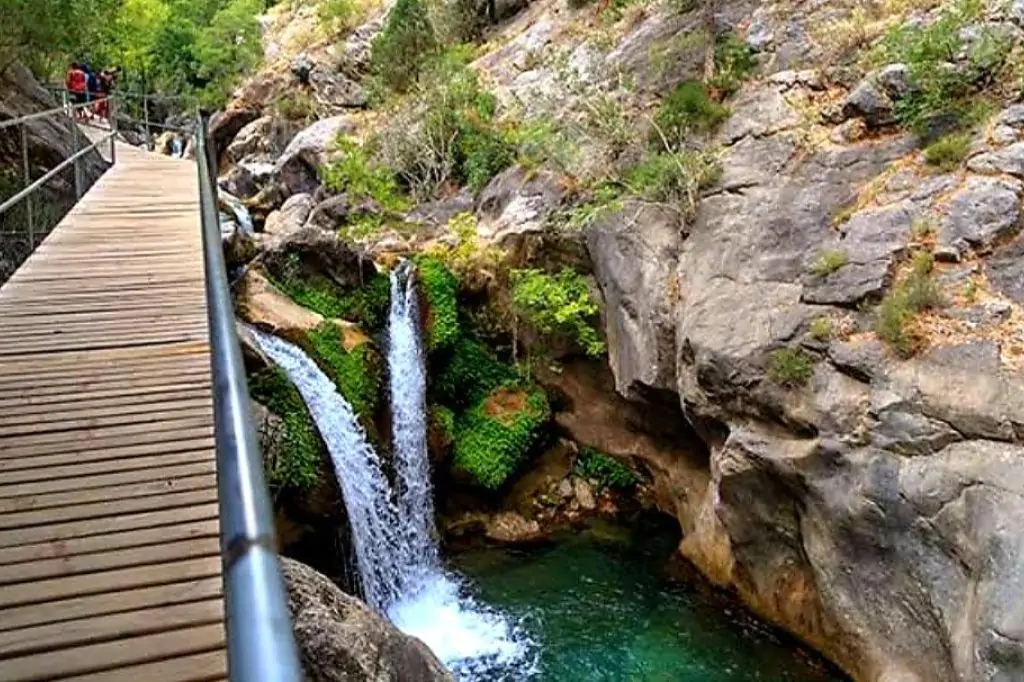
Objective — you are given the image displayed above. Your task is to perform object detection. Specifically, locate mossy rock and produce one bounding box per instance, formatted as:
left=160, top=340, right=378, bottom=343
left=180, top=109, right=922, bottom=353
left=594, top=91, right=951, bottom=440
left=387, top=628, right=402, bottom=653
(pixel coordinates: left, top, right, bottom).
left=431, top=336, right=517, bottom=408
left=304, top=321, right=383, bottom=422
left=414, top=256, right=460, bottom=351
left=248, top=367, right=324, bottom=492
left=452, top=384, right=551, bottom=489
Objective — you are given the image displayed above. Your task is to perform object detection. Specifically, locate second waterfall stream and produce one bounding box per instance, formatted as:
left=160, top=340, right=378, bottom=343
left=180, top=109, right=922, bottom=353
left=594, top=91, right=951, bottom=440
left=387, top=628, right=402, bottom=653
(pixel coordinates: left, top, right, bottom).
left=251, top=261, right=535, bottom=680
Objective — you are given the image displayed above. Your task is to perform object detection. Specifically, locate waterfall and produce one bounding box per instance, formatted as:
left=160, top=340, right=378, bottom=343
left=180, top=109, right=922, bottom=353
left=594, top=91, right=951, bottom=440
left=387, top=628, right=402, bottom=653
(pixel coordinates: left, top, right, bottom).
left=250, top=264, right=537, bottom=679
left=387, top=261, right=437, bottom=576
left=249, top=328, right=406, bottom=611
left=219, top=190, right=254, bottom=237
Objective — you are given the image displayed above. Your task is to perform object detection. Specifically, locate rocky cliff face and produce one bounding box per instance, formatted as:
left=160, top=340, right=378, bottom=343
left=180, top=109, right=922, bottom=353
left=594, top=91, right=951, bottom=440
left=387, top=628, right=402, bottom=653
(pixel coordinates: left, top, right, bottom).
left=223, top=0, right=1024, bottom=680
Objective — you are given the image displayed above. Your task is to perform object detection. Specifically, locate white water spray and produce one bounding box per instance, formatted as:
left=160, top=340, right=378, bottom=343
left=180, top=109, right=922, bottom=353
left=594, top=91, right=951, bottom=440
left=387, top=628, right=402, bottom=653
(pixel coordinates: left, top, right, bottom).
left=250, top=264, right=538, bottom=679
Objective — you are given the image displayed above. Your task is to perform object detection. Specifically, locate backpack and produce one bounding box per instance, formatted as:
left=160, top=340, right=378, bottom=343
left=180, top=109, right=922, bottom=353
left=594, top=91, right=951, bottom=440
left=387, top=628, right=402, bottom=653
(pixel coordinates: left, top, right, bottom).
left=86, top=71, right=99, bottom=92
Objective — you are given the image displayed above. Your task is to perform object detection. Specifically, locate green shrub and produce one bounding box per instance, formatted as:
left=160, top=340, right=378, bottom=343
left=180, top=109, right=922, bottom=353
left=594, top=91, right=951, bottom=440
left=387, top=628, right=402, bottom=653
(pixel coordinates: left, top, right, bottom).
left=431, top=0, right=482, bottom=44
left=876, top=0, right=1009, bottom=135
left=453, top=385, right=551, bottom=488
left=809, top=317, right=832, bottom=342
left=318, top=0, right=359, bottom=33
left=710, top=33, right=759, bottom=96
left=923, top=132, right=971, bottom=171
left=565, top=183, right=624, bottom=231
left=809, top=250, right=849, bottom=276
left=271, top=255, right=391, bottom=331
left=510, top=268, right=605, bottom=358
left=374, top=50, right=512, bottom=198
left=575, top=447, right=639, bottom=491
left=248, top=368, right=322, bottom=491
left=370, top=0, right=438, bottom=93
left=653, top=81, right=730, bottom=149
left=875, top=252, right=944, bottom=357
left=624, top=149, right=721, bottom=215
left=274, top=90, right=318, bottom=121
left=767, top=347, right=815, bottom=387
left=322, top=137, right=410, bottom=212
left=415, top=256, right=461, bottom=350
left=307, top=323, right=381, bottom=419
left=433, top=336, right=517, bottom=407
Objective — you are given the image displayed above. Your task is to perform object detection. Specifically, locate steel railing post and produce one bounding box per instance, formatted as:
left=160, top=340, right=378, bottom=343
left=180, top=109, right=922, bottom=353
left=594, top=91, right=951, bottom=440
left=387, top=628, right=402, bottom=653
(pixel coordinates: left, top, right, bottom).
left=143, top=92, right=152, bottom=151
left=110, top=97, right=117, bottom=165
left=20, top=124, right=34, bottom=251
left=71, top=118, right=82, bottom=200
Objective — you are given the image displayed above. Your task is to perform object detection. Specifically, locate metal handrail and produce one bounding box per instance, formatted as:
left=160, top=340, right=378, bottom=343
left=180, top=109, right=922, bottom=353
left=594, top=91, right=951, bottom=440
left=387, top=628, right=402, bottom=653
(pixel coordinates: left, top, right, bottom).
left=195, top=113, right=303, bottom=682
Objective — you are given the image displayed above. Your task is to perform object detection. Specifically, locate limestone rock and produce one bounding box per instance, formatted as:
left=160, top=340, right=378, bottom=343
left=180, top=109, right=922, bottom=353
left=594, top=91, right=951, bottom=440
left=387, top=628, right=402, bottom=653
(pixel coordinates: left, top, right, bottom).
left=265, top=193, right=315, bottom=238
left=586, top=201, right=681, bottom=397
left=485, top=512, right=542, bottom=543
left=305, top=194, right=351, bottom=231
left=985, top=236, right=1024, bottom=304
left=281, top=558, right=454, bottom=682
left=309, top=66, right=366, bottom=111
left=573, top=478, right=597, bottom=510
left=966, top=141, right=1024, bottom=177
left=263, top=227, right=377, bottom=290
left=236, top=268, right=323, bottom=337
left=275, top=115, right=357, bottom=197
left=476, top=166, right=565, bottom=245
left=225, top=115, right=299, bottom=166
left=209, top=106, right=261, bottom=164
left=937, top=176, right=1022, bottom=260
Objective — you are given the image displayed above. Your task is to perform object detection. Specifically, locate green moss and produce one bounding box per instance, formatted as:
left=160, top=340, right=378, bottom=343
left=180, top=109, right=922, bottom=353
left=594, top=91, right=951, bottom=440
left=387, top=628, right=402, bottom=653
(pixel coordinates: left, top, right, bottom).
left=923, top=132, right=971, bottom=171
left=433, top=404, right=456, bottom=440
left=767, top=347, right=815, bottom=387
left=575, top=446, right=639, bottom=491
left=433, top=336, right=517, bottom=407
left=453, top=384, right=551, bottom=489
left=510, top=268, right=605, bottom=358
left=415, top=256, right=460, bottom=351
left=248, top=368, right=322, bottom=491
left=808, top=317, right=832, bottom=342
left=307, top=323, right=381, bottom=419
left=270, top=254, right=391, bottom=331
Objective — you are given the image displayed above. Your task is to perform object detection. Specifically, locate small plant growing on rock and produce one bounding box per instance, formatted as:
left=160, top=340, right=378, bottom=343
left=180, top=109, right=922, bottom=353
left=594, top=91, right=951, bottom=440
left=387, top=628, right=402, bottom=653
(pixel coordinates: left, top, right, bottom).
left=923, top=132, right=971, bottom=171
left=434, top=336, right=517, bottom=407
left=809, top=317, right=832, bottom=342
left=322, top=136, right=409, bottom=213
left=809, top=250, right=849, bottom=276
left=414, top=256, right=461, bottom=351
left=768, top=347, right=816, bottom=387
left=709, top=34, right=758, bottom=96
left=875, top=251, right=945, bottom=357
left=653, top=81, right=730, bottom=149
left=248, top=368, right=322, bottom=491
left=274, top=90, right=318, bottom=122
left=511, top=268, right=605, bottom=358
left=624, top=149, right=721, bottom=217
left=910, top=216, right=936, bottom=242
left=307, top=322, right=381, bottom=420
left=575, top=447, right=639, bottom=491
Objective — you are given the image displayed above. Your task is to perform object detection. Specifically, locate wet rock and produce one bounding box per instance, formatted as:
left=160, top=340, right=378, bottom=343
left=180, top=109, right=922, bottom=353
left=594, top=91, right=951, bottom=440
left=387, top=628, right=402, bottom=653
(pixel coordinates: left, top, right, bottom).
left=275, top=115, right=357, bottom=197
left=485, top=512, right=542, bottom=543
left=573, top=478, right=597, bottom=510
left=586, top=201, right=681, bottom=397
left=209, top=106, right=261, bottom=164
left=264, top=227, right=377, bottom=290
left=265, top=193, right=315, bottom=238
left=235, top=268, right=323, bottom=337
left=305, top=194, right=351, bottom=231
left=937, top=176, right=1022, bottom=259
left=986, top=236, right=1024, bottom=304
left=281, top=558, right=454, bottom=682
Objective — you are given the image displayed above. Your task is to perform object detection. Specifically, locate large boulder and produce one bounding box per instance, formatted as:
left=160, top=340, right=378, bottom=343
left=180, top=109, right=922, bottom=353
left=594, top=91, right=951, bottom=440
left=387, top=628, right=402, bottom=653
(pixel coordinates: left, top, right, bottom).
left=209, top=106, right=261, bottom=165
left=586, top=201, right=682, bottom=397
left=225, top=115, right=300, bottom=166
left=263, top=227, right=377, bottom=290
left=236, top=268, right=323, bottom=338
left=281, top=558, right=454, bottom=682
left=265, top=193, right=315, bottom=239
left=274, top=115, right=356, bottom=197
left=476, top=166, right=566, bottom=246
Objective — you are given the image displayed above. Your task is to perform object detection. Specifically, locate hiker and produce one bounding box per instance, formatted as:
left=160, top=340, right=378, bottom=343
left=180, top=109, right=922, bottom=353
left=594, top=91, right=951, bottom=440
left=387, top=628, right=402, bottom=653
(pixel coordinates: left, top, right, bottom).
left=84, top=65, right=101, bottom=121
left=65, top=63, right=88, bottom=121
left=93, top=69, right=114, bottom=123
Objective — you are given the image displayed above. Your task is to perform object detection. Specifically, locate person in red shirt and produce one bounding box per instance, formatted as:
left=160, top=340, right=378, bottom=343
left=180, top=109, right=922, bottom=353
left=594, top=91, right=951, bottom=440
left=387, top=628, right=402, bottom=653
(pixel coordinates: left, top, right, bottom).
left=65, top=63, right=88, bottom=121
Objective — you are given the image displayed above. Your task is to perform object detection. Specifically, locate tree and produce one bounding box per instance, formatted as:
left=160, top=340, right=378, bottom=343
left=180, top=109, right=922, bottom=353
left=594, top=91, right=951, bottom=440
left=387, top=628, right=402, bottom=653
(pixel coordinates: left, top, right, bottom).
left=0, top=0, right=121, bottom=76
left=370, top=0, right=437, bottom=93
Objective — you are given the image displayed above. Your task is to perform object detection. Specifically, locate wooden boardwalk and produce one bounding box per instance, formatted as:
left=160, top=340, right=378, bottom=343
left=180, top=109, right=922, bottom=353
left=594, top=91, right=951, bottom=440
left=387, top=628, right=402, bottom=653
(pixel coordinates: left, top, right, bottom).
left=0, top=142, right=226, bottom=681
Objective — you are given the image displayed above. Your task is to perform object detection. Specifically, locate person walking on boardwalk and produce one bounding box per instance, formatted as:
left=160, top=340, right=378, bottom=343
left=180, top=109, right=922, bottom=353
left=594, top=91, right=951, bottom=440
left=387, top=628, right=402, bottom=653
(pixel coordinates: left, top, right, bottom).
left=65, top=63, right=88, bottom=121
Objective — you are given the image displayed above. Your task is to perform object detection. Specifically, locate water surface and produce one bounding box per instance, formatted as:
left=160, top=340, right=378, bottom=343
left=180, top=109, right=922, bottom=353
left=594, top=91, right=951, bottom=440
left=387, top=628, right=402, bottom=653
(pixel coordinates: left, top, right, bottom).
left=450, top=518, right=844, bottom=682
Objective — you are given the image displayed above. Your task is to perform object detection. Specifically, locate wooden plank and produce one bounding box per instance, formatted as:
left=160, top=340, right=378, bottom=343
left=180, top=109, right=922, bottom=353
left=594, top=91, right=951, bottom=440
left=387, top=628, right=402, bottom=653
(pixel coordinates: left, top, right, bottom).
left=0, top=438, right=213, bottom=472
left=0, top=489, right=219, bottom=538
left=0, top=555, right=222, bottom=609
left=0, top=405, right=213, bottom=439
left=0, top=518, right=219, bottom=566
left=1, top=387, right=211, bottom=419
left=0, top=622, right=225, bottom=681
left=0, top=502, right=219, bottom=548
left=0, top=461, right=216, bottom=498
left=59, top=649, right=226, bottom=682
left=0, top=598, right=223, bottom=660
left=0, top=418, right=213, bottom=458
left=0, top=536, right=220, bottom=585
left=0, top=449, right=212, bottom=484
left=0, top=380, right=211, bottom=409
left=0, top=474, right=217, bottom=520
left=0, top=575, right=221, bottom=633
